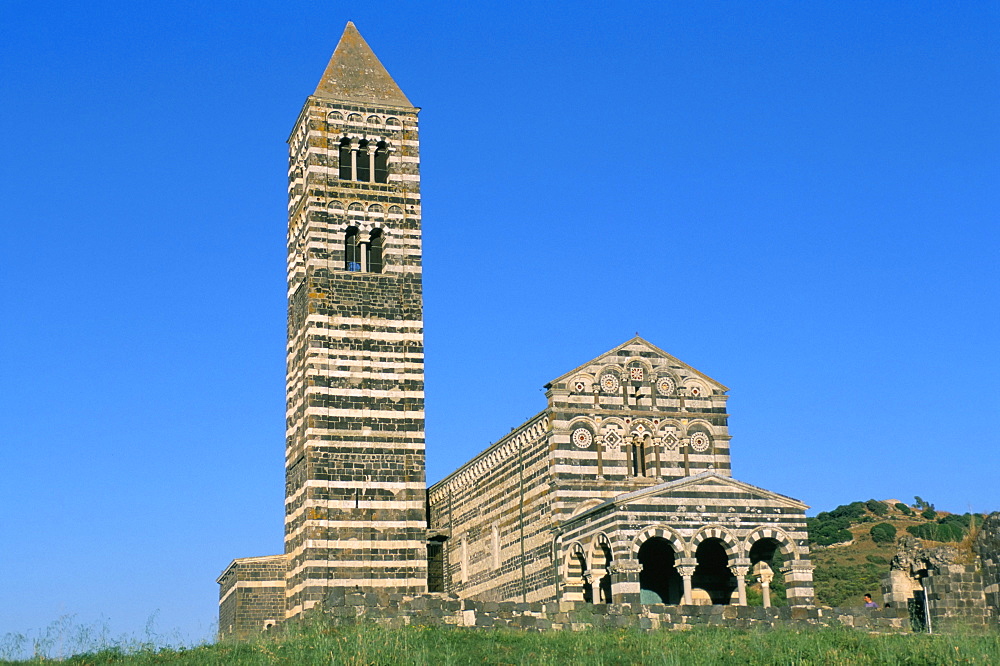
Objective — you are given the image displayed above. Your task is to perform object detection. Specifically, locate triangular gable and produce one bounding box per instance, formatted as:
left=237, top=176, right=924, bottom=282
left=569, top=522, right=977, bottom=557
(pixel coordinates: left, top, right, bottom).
left=562, top=472, right=807, bottom=526
left=545, top=336, right=728, bottom=391
left=614, top=472, right=808, bottom=510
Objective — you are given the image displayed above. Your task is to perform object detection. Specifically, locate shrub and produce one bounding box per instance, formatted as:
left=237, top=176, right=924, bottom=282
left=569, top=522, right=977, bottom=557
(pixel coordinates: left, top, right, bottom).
left=921, top=507, right=937, bottom=520
left=907, top=522, right=964, bottom=542
left=807, top=517, right=853, bottom=546
left=867, top=554, right=888, bottom=565
left=870, top=522, right=896, bottom=543
left=895, top=502, right=914, bottom=516
left=866, top=499, right=889, bottom=516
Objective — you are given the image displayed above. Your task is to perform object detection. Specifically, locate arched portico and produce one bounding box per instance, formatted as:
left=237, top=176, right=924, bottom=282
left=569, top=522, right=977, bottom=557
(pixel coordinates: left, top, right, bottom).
left=563, top=543, right=591, bottom=602
left=637, top=536, right=682, bottom=604
left=589, top=534, right=614, bottom=603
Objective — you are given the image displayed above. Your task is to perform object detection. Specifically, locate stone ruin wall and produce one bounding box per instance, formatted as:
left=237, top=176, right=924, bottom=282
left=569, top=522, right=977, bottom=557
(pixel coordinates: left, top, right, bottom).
left=882, top=511, right=1000, bottom=631
left=975, top=513, right=1000, bottom=616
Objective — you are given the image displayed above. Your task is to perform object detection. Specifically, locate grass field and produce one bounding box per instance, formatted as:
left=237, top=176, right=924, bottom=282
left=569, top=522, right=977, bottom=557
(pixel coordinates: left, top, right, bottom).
left=3, top=622, right=999, bottom=665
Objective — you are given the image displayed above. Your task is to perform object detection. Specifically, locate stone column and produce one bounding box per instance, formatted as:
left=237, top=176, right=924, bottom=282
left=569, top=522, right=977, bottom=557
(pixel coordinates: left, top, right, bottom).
left=730, top=560, right=750, bottom=606
left=364, top=142, right=377, bottom=183
left=781, top=559, right=816, bottom=607
left=757, top=564, right=774, bottom=608
left=610, top=559, right=642, bottom=604
left=677, top=559, right=697, bottom=605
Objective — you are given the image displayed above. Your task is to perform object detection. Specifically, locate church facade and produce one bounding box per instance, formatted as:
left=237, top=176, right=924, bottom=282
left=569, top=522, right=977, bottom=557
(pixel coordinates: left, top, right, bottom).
left=217, top=23, right=814, bottom=639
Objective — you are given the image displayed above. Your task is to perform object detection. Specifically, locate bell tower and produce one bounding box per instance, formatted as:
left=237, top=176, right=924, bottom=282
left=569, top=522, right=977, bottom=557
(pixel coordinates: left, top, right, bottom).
left=284, top=22, right=426, bottom=617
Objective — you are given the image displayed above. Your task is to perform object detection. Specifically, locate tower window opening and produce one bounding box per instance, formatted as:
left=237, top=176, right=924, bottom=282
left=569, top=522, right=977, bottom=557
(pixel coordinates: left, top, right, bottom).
left=345, top=227, right=361, bottom=271
left=368, top=229, right=384, bottom=274
left=338, top=138, right=352, bottom=180
left=632, top=436, right=647, bottom=477
left=374, top=141, right=389, bottom=183
left=356, top=140, right=371, bottom=182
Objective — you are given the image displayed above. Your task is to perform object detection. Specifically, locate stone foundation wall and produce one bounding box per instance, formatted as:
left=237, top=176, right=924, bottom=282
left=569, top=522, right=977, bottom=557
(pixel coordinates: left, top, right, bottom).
left=319, top=589, right=910, bottom=632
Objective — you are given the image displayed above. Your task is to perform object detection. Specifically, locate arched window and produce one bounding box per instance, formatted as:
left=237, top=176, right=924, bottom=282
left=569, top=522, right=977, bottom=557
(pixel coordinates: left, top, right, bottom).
left=367, top=229, right=383, bottom=274
left=344, top=227, right=361, bottom=271
left=631, top=435, right=647, bottom=476
left=374, top=141, right=389, bottom=183
left=338, top=138, right=352, bottom=180
left=356, top=139, right=371, bottom=182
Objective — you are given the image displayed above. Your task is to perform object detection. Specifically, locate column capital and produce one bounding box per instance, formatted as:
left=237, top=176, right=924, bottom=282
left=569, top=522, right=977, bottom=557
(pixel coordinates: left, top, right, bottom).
left=676, top=565, right=696, bottom=578
left=611, top=558, right=642, bottom=574
left=781, top=560, right=814, bottom=575
left=730, top=565, right=750, bottom=577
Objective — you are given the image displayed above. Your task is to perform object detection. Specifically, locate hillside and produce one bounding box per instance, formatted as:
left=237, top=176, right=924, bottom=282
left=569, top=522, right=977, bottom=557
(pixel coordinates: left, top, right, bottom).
left=807, top=498, right=987, bottom=607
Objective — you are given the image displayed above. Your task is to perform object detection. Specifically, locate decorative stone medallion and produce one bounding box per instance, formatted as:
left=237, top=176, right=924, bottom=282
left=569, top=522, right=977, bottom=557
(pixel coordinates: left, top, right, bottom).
left=656, top=376, right=675, bottom=395
left=604, top=430, right=621, bottom=449
left=689, top=385, right=702, bottom=397
left=663, top=433, right=679, bottom=450
left=573, top=380, right=585, bottom=392
left=572, top=427, right=593, bottom=449
left=599, top=373, right=620, bottom=393
left=690, top=432, right=710, bottom=452
left=629, top=367, right=644, bottom=381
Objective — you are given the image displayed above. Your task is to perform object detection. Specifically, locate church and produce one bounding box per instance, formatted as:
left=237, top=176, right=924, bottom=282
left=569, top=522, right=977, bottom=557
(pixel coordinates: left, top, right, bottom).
left=217, top=22, right=815, bottom=638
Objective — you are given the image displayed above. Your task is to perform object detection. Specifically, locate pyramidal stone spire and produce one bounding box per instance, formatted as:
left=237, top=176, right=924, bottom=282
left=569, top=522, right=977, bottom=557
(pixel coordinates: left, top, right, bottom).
left=313, top=22, right=413, bottom=107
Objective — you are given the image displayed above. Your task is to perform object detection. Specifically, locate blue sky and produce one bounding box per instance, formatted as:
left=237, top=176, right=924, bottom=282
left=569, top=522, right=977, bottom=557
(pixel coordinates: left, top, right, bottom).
left=1, top=0, right=997, bottom=650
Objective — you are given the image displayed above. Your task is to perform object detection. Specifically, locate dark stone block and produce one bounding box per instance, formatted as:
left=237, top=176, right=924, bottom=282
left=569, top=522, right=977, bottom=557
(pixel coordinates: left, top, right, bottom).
left=326, top=587, right=347, bottom=606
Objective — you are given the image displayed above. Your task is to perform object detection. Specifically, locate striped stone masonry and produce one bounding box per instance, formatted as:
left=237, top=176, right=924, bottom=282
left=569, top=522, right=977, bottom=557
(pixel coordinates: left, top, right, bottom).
left=283, top=67, right=426, bottom=619
left=428, top=337, right=815, bottom=608
left=219, top=23, right=822, bottom=640
left=218, top=555, right=288, bottom=639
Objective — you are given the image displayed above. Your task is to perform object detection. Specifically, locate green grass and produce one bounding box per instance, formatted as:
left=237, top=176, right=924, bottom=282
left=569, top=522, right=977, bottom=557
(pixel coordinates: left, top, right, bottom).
left=3, top=622, right=999, bottom=665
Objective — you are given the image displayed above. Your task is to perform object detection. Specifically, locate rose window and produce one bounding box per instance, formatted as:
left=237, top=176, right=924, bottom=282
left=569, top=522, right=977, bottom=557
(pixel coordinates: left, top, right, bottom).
left=599, top=373, right=620, bottom=393
left=690, top=432, right=710, bottom=452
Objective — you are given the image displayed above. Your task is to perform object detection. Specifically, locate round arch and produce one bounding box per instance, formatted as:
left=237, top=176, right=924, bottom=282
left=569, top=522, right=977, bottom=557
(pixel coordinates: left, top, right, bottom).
left=684, top=419, right=717, bottom=437
left=744, top=526, right=798, bottom=561
left=631, top=525, right=688, bottom=558
left=690, top=525, right=742, bottom=560
left=569, top=499, right=604, bottom=519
